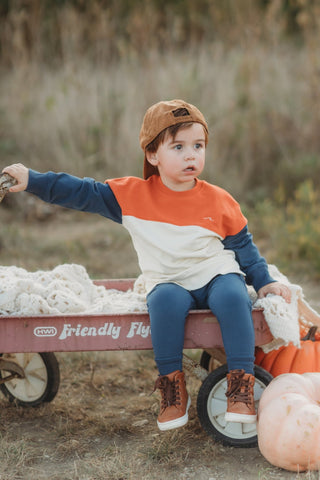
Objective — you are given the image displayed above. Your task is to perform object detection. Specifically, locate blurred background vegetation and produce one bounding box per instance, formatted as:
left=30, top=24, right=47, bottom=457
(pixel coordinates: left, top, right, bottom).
left=0, top=0, right=319, bottom=279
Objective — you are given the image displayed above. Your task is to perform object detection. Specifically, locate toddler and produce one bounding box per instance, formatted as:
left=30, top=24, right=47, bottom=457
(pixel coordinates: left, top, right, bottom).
left=3, top=99, right=291, bottom=432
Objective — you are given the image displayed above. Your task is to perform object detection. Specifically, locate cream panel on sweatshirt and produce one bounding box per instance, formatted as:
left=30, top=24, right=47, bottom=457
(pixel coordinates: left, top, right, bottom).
left=123, top=216, right=244, bottom=293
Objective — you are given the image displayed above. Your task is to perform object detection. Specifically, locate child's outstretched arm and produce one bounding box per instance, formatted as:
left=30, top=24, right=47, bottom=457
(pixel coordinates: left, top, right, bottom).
left=2, top=164, right=123, bottom=224
left=2, top=163, right=29, bottom=192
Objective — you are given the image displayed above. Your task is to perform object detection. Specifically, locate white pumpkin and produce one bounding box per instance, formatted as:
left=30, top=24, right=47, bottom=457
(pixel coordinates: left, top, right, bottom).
left=257, top=372, right=320, bottom=472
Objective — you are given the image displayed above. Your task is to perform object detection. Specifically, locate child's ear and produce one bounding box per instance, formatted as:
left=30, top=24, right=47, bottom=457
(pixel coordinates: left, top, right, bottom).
left=146, top=151, right=158, bottom=166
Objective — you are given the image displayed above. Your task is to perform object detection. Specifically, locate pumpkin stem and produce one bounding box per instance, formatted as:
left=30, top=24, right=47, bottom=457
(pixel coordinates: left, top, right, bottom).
left=302, top=325, right=318, bottom=342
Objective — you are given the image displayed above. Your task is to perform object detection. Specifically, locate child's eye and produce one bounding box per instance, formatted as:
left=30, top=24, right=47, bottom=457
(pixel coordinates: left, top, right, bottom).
left=174, top=144, right=182, bottom=150
left=194, top=143, right=203, bottom=149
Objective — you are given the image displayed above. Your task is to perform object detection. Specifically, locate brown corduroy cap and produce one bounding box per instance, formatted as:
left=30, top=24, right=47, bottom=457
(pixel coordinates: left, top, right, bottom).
left=139, top=99, right=208, bottom=179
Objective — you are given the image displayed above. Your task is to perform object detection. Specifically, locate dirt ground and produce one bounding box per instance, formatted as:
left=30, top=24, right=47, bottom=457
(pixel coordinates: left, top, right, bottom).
left=1, top=349, right=320, bottom=480
left=0, top=206, right=320, bottom=480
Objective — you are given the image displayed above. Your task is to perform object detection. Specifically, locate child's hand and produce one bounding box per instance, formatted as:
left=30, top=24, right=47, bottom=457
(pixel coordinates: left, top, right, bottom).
left=257, top=282, right=291, bottom=303
left=2, top=163, right=29, bottom=192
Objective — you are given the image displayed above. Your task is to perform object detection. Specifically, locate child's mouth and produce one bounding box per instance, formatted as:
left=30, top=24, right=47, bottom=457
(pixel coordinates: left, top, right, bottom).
left=184, top=166, right=195, bottom=172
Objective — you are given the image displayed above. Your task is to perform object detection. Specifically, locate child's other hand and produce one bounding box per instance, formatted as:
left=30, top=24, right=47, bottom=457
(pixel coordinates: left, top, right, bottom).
left=2, top=163, right=29, bottom=192
left=257, top=282, right=291, bottom=303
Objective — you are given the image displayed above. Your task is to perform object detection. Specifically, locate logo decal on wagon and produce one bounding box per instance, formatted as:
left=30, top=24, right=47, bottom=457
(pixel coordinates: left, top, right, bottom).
left=34, top=326, right=58, bottom=337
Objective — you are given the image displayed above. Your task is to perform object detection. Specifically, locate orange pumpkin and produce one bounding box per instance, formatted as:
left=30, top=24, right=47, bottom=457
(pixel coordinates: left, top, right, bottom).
left=257, top=372, right=320, bottom=471
left=255, top=326, right=320, bottom=377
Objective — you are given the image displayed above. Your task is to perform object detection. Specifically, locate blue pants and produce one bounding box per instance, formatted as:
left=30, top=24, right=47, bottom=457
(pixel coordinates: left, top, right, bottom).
left=147, top=273, right=255, bottom=376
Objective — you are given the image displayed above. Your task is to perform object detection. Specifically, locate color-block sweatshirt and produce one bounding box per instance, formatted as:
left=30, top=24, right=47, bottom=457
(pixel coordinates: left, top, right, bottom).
left=26, top=170, right=275, bottom=293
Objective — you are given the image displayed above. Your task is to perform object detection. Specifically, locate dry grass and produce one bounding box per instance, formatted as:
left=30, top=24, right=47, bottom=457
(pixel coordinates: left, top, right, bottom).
left=0, top=350, right=205, bottom=480
left=1, top=0, right=319, bottom=68
left=0, top=40, right=319, bottom=204
left=1, top=349, right=320, bottom=480
left=1, top=30, right=320, bottom=275
left=0, top=207, right=139, bottom=279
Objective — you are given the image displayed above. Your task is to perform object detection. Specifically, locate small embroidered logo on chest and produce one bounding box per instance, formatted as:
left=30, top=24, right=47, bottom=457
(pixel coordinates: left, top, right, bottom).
left=203, top=216, right=215, bottom=222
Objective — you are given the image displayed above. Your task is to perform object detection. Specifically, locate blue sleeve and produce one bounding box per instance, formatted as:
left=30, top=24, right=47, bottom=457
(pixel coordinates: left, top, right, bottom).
left=222, top=225, right=275, bottom=292
left=26, top=169, right=122, bottom=223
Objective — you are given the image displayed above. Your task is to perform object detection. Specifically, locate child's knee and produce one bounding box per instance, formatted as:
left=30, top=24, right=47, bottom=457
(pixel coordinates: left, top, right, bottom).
left=209, top=279, right=252, bottom=315
left=147, top=282, right=193, bottom=315
left=224, top=285, right=251, bottom=308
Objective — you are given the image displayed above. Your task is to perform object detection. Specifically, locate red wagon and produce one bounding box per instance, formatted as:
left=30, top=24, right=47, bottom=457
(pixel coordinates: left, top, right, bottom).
left=0, top=278, right=274, bottom=447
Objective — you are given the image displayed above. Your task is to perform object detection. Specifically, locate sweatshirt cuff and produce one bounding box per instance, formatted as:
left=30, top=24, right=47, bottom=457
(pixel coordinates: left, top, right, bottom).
left=252, top=272, right=276, bottom=292
left=26, top=169, right=41, bottom=193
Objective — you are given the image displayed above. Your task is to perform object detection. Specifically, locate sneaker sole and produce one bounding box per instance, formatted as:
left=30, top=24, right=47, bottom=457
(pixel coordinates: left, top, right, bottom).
left=157, top=396, right=191, bottom=431
left=225, top=412, right=257, bottom=424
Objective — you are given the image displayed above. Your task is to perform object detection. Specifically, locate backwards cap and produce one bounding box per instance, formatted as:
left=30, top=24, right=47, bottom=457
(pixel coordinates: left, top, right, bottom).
left=139, top=99, right=208, bottom=179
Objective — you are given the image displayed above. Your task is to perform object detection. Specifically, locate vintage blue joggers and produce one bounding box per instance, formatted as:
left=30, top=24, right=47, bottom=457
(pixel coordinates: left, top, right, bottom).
left=147, top=273, right=255, bottom=375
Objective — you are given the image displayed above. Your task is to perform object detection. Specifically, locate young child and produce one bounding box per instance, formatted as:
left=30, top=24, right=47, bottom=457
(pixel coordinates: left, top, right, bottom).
left=3, top=99, right=291, bottom=432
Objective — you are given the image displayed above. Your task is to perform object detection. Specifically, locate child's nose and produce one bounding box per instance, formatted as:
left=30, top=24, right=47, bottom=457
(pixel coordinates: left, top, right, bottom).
left=184, top=147, right=195, bottom=160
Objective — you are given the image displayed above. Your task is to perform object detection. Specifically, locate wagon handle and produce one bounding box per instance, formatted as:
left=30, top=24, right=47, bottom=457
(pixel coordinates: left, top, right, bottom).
left=301, top=325, right=318, bottom=342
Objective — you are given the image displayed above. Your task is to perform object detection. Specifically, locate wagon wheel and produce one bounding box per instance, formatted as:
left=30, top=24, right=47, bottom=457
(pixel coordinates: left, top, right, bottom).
left=200, top=347, right=226, bottom=372
left=0, top=352, right=60, bottom=407
left=197, top=364, right=273, bottom=447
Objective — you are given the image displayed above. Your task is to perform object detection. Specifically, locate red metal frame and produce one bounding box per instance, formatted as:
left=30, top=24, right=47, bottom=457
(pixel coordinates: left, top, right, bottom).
left=0, top=279, right=272, bottom=353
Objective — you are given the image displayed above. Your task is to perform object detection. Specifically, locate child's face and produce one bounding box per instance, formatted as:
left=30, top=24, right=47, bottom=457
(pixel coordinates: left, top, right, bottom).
left=146, top=123, right=206, bottom=191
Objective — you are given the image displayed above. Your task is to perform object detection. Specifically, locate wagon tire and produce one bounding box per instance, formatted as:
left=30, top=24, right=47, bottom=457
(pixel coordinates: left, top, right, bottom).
left=0, top=352, right=60, bottom=407
left=199, top=350, right=213, bottom=371
left=197, top=364, right=273, bottom=447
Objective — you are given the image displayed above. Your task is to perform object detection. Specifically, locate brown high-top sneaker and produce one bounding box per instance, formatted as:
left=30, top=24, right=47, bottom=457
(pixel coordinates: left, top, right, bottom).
left=153, top=370, right=191, bottom=431
left=225, top=369, right=256, bottom=424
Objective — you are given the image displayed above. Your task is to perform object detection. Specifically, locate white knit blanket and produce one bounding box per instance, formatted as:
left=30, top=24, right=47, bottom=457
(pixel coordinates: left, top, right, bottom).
left=0, top=263, right=307, bottom=352
left=248, top=265, right=302, bottom=352
left=0, top=264, right=148, bottom=316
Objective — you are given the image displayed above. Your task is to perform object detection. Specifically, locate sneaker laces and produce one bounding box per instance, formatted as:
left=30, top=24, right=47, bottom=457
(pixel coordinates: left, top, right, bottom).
left=152, top=375, right=181, bottom=409
left=225, top=369, right=254, bottom=407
